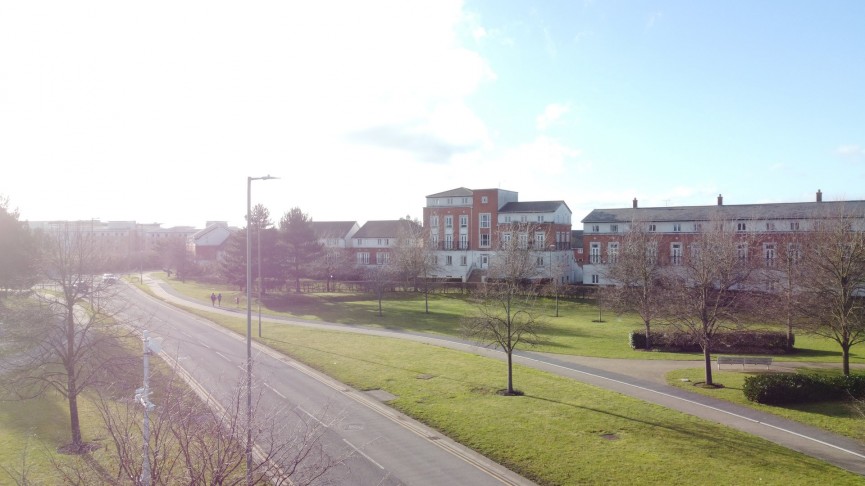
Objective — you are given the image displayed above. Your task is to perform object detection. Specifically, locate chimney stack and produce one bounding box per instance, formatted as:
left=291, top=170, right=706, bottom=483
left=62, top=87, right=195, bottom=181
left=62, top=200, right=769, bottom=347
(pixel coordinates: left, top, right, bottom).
left=717, top=194, right=723, bottom=206
left=633, top=198, right=638, bottom=209
left=817, top=189, right=823, bottom=202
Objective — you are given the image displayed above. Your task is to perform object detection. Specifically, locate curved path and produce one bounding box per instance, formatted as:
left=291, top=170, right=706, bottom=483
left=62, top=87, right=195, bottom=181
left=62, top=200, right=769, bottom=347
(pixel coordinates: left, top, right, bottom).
left=143, top=276, right=865, bottom=476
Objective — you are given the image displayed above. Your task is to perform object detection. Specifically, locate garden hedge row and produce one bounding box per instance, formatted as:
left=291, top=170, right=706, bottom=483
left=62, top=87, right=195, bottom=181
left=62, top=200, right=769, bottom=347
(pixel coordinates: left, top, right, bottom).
left=743, top=373, right=865, bottom=404
left=629, top=329, right=792, bottom=354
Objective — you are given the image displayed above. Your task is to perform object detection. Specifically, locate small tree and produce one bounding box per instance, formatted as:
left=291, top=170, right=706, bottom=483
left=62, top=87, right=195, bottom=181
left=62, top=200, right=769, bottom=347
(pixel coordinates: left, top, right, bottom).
left=605, top=216, right=665, bottom=349
left=796, top=206, right=865, bottom=375
left=391, top=218, right=440, bottom=313
left=461, top=223, right=547, bottom=395
left=365, top=262, right=394, bottom=317
left=1, top=227, right=136, bottom=452
left=279, top=208, right=323, bottom=293
left=660, top=215, right=757, bottom=386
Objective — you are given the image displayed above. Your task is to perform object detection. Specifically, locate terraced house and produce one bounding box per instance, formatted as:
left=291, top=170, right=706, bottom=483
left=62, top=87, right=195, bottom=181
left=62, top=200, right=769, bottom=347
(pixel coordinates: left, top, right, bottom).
left=580, top=190, right=865, bottom=285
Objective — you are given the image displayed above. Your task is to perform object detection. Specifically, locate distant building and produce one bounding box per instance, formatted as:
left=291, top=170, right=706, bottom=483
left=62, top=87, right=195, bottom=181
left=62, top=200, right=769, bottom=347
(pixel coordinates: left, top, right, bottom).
left=188, top=222, right=232, bottom=262
left=352, top=219, right=421, bottom=267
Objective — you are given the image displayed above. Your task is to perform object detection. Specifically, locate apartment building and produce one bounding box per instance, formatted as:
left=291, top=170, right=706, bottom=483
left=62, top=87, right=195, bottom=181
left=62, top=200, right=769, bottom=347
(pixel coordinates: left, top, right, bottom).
left=351, top=219, right=422, bottom=267
left=423, top=187, right=577, bottom=282
left=580, top=190, right=865, bottom=285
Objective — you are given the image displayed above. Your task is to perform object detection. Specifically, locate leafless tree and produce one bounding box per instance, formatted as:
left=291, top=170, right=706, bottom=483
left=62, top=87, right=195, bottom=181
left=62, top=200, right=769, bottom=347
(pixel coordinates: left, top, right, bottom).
left=391, top=218, right=441, bottom=313
left=365, top=262, right=395, bottom=317
left=604, top=216, right=665, bottom=349
left=660, top=215, right=758, bottom=386
left=0, top=227, right=136, bottom=453
left=796, top=205, right=865, bottom=375
left=461, top=223, right=547, bottom=395
left=85, top=373, right=344, bottom=485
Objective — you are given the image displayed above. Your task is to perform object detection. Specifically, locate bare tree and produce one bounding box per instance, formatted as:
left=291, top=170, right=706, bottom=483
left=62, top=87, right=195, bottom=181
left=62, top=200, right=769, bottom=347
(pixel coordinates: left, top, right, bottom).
left=391, top=218, right=440, bottom=313
left=87, top=373, right=343, bottom=485
left=604, top=216, right=665, bottom=349
left=796, top=206, right=865, bottom=375
left=660, top=216, right=757, bottom=386
left=461, top=223, right=547, bottom=395
left=365, top=262, right=395, bottom=317
left=1, top=227, right=135, bottom=453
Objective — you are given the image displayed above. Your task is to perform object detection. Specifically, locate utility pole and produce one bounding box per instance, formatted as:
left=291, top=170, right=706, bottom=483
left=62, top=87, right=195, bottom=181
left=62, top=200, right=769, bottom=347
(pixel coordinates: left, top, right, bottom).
left=136, top=331, right=161, bottom=486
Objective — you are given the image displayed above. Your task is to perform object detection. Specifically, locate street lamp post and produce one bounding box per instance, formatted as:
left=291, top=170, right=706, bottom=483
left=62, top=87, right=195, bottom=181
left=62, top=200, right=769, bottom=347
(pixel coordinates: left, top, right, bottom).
left=246, top=175, right=277, bottom=485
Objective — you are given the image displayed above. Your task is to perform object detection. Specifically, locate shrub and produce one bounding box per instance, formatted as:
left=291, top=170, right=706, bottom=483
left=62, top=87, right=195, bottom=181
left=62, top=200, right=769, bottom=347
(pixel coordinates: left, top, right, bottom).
left=743, top=373, right=865, bottom=405
left=629, top=328, right=791, bottom=354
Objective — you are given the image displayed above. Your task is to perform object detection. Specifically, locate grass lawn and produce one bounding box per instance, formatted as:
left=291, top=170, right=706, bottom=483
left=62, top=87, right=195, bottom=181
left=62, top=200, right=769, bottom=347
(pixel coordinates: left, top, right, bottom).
left=666, top=368, right=865, bottom=441
left=159, top=304, right=862, bottom=485
left=152, top=272, right=864, bottom=364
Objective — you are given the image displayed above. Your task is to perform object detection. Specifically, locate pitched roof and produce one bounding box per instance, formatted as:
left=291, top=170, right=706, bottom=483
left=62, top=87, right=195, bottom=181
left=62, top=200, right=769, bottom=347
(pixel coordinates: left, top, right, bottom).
left=426, top=187, right=474, bottom=198
left=310, top=221, right=357, bottom=238
left=354, top=219, right=422, bottom=238
left=581, top=200, right=865, bottom=224
left=500, top=201, right=571, bottom=214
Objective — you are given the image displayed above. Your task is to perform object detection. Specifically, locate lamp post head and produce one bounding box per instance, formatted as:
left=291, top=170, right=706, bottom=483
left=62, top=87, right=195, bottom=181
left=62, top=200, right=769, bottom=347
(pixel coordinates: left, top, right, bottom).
left=250, top=174, right=279, bottom=181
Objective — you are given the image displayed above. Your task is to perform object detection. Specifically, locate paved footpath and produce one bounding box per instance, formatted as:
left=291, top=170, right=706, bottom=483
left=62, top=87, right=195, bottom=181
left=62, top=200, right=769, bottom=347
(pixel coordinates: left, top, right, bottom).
left=143, top=276, right=865, bottom=476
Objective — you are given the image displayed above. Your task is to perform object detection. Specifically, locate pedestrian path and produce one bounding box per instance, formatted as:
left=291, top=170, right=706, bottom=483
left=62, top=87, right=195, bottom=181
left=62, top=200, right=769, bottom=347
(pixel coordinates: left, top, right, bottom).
left=139, top=275, right=865, bottom=476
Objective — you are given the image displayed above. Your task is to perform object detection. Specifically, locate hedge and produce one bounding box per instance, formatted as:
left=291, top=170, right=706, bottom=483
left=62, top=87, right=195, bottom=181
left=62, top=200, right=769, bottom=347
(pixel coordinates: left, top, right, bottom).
left=743, top=373, right=865, bottom=405
left=629, top=328, right=792, bottom=354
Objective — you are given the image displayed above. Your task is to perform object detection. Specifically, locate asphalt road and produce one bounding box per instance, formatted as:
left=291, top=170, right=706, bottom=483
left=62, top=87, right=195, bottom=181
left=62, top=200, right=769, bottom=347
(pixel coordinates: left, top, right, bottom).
left=139, top=275, right=865, bottom=478
left=110, top=282, right=534, bottom=485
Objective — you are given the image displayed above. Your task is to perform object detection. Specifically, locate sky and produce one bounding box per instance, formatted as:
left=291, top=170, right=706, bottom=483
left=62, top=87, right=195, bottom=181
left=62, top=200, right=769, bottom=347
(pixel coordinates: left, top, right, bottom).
left=2, top=1, right=864, bottom=229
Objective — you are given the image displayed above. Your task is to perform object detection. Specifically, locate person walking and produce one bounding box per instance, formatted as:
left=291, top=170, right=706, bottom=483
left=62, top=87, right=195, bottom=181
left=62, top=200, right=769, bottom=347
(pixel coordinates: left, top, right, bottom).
left=210, top=292, right=216, bottom=306
left=217, top=293, right=222, bottom=306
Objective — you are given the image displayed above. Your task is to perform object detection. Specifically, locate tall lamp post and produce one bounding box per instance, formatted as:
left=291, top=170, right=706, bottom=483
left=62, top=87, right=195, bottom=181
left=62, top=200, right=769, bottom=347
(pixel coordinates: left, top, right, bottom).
left=246, top=175, right=277, bottom=485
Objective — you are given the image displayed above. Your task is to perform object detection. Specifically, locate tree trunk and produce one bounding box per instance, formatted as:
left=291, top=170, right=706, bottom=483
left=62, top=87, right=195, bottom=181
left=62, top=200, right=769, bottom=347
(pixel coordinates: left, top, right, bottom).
left=842, top=343, right=851, bottom=376
left=506, top=351, right=514, bottom=394
left=703, top=346, right=714, bottom=386
left=644, top=320, right=651, bottom=350
left=67, top=377, right=83, bottom=448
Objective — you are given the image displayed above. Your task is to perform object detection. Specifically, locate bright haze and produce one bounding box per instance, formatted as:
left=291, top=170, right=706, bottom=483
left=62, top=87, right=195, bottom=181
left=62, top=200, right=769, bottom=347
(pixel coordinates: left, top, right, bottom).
left=2, top=1, right=864, bottom=228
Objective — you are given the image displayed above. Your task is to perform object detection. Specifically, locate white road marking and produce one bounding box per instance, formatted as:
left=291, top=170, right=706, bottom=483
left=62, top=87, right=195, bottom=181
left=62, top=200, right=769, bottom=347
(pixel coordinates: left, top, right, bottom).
left=343, top=439, right=384, bottom=470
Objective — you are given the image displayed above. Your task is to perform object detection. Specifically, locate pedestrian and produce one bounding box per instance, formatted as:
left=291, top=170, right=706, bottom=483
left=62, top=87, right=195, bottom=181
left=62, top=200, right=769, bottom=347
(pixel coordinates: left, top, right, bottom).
left=210, top=292, right=216, bottom=306
left=217, top=293, right=222, bottom=306
left=235, top=295, right=240, bottom=307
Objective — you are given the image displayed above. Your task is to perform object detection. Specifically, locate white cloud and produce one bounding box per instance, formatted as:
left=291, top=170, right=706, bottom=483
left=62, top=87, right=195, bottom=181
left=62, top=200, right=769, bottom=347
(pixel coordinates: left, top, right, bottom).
left=646, top=11, right=663, bottom=30
left=836, top=144, right=865, bottom=159
left=536, top=103, right=571, bottom=131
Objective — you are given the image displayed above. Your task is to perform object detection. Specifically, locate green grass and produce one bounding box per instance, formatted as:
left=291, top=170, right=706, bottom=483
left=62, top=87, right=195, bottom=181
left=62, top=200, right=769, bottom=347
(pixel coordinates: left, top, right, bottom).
left=153, top=272, right=865, bottom=364
left=167, top=307, right=863, bottom=484
left=666, top=368, right=865, bottom=441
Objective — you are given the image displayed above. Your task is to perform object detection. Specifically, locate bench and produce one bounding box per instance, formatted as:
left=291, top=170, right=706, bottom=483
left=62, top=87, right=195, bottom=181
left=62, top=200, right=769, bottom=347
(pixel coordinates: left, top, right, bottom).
left=716, top=356, right=773, bottom=370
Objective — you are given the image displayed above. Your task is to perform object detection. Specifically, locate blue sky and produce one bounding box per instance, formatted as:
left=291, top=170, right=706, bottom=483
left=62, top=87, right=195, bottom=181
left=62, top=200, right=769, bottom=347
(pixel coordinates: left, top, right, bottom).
left=2, top=1, right=863, bottom=228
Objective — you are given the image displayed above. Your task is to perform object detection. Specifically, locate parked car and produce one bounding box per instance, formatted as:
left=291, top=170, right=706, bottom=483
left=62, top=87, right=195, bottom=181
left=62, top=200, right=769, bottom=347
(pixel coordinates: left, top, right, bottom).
left=102, top=273, right=117, bottom=284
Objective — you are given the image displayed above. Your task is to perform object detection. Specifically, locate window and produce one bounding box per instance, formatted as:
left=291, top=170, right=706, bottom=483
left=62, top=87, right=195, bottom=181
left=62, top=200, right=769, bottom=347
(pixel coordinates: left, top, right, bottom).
left=459, top=234, right=468, bottom=249
left=376, top=252, right=390, bottom=265
left=535, top=232, right=545, bottom=248
left=646, top=242, right=658, bottom=263
left=444, top=234, right=453, bottom=250
left=590, top=242, right=601, bottom=264
left=766, top=222, right=776, bottom=231
left=357, top=252, right=370, bottom=265
left=520, top=215, right=528, bottom=223
left=462, top=197, right=470, bottom=204
left=431, top=216, right=439, bottom=228
left=459, top=215, right=468, bottom=228
left=591, top=274, right=600, bottom=284
left=610, top=224, right=618, bottom=233
left=608, top=242, right=619, bottom=264
left=432, top=255, right=439, bottom=265
left=787, top=243, right=802, bottom=264
left=504, top=216, right=512, bottom=223
left=673, top=224, right=681, bottom=232
left=737, top=222, right=747, bottom=232
left=591, top=224, right=600, bottom=232
left=536, top=256, right=545, bottom=267
left=537, top=215, right=545, bottom=223
left=518, top=233, right=528, bottom=249
left=447, top=198, right=453, bottom=204
left=445, top=216, right=453, bottom=228
left=445, top=255, right=453, bottom=265
left=480, top=233, right=490, bottom=247
left=790, top=221, right=800, bottom=231
left=764, top=243, right=776, bottom=267
left=356, top=238, right=363, bottom=246
left=460, top=255, right=467, bottom=266
left=480, top=213, right=491, bottom=228
left=481, top=196, right=488, bottom=203
left=689, top=243, right=701, bottom=260
left=737, top=243, right=749, bottom=261
left=671, top=243, right=682, bottom=265
left=431, top=234, right=439, bottom=248
left=648, top=224, right=656, bottom=232
left=693, top=223, right=702, bottom=232
left=501, top=232, right=512, bottom=245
